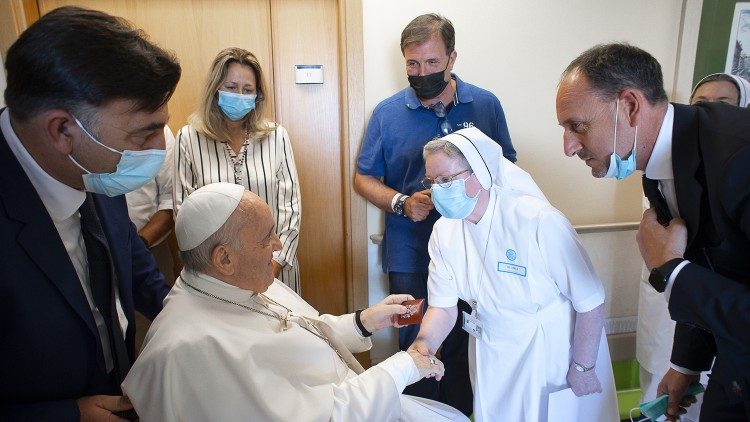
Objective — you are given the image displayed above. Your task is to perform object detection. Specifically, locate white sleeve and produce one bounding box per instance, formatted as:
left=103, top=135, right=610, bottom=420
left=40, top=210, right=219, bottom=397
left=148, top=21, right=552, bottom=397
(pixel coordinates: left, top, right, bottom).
left=427, top=224, right=460, bottom=308
left=537, top=209, right=604, bottom=312
left=155, top=126, right=175, bottom=211
left=319, top=312, right=372, bottom=353
left=272, top=126, right=301, bottom=268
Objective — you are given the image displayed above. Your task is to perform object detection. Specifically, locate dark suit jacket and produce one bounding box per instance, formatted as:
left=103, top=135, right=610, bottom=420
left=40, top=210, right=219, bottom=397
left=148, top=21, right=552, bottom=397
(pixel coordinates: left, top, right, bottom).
left=0, top=119, right=171, bottom=420
left=668, top=102, right=750, bottom=399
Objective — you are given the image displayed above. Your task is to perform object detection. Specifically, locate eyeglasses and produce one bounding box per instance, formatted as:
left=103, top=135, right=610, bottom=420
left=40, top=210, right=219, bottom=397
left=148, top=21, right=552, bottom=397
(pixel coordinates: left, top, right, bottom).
left=421, top=169, right=471, bottom=189
left=430, top=101, right=453, bottom=135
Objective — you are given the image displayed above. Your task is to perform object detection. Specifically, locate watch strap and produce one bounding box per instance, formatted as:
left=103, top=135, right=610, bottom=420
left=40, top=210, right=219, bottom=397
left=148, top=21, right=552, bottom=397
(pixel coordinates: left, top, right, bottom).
left=573, top=361, right=595, bottom=372
left=649, top=258, right=684, bottom=293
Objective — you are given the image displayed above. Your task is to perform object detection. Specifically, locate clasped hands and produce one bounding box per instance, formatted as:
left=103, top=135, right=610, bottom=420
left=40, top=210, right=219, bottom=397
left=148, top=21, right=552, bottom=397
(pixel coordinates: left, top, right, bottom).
left=359, top=294, right=444, bottom=380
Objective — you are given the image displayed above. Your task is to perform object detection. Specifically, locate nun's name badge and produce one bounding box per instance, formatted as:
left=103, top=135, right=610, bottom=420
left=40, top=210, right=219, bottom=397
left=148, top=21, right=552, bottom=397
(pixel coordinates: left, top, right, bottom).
left=462, top=311, right=482, bottom=340
left=497, top=262, right=527, bottom=277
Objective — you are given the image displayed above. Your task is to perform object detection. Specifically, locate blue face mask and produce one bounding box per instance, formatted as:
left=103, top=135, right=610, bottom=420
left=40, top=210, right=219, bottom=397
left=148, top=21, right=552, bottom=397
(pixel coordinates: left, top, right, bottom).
left=431, top=174, right=479, bottom=219
left=68, top=117, right=166, bottom=197
left=604, top=98, right=638, bottom=180
left=217, top=91, right=257, bottom=121
left=637, top=383, right=705, bottom=421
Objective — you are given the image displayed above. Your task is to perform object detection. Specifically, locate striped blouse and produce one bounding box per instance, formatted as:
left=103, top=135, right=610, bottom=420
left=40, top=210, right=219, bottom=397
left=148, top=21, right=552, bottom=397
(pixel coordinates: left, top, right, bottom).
left=174, top=123, right=302, bottom=292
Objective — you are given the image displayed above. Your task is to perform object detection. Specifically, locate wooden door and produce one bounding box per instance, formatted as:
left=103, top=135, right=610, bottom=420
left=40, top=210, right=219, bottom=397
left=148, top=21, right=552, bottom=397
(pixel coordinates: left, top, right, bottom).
left=35, top=0, right=354, bottom=316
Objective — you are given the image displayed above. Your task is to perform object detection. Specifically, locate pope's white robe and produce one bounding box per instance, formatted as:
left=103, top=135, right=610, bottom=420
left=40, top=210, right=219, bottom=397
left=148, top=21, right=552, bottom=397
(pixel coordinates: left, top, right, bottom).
left=122, top=270, right=467, bottom=422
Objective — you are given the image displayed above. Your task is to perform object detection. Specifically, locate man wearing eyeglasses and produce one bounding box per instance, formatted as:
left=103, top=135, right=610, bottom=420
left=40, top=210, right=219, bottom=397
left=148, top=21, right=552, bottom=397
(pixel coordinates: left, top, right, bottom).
left=354, top=13, right=516, bottom=415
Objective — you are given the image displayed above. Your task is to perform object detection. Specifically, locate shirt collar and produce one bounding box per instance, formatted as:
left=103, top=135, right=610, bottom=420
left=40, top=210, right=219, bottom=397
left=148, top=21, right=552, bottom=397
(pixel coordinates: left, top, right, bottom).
left=1, top=109, right=85, bottom=221
left=644, top=103, right=674, bottom=180
left=404, top=73, right=471, bottom=110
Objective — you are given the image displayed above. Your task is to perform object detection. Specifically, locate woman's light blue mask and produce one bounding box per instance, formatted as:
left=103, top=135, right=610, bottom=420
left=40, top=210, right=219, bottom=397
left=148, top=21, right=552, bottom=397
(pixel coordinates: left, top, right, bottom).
left=68, top=117, right=166, bottom=197
left=431, top=174, right=478, bottom=219
left=217, top=90, right=257, bottom=121
left=604, top=98, right=638, bottom=180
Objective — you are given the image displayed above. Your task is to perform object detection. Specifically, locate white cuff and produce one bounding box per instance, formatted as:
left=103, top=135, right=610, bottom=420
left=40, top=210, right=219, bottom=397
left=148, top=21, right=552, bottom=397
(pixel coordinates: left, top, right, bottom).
left=376, top=351, right=420, bottom=393
left=664, top=260, right=690, bottom=301
left=670, top=363, right=701, bottom=376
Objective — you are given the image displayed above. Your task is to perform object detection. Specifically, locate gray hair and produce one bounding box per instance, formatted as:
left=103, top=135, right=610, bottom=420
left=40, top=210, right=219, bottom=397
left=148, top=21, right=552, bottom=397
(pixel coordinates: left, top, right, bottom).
left=423, top=138, right=471, bottom=170
left=179, top=206, right=247, bottom=273
left=400, top=13, right=455, bottom=54
left=561, top=43, right=668, bottom=105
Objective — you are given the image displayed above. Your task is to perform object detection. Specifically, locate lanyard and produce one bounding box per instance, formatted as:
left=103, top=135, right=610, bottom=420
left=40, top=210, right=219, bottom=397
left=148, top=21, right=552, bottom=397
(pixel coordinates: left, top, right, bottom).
left=463, top=192, right=498, bottom=316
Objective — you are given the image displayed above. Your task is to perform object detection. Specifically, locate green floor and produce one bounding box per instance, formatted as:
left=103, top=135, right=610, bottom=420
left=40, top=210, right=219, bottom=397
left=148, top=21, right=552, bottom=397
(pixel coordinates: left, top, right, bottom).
left=613, top=359, right=642, bottom=420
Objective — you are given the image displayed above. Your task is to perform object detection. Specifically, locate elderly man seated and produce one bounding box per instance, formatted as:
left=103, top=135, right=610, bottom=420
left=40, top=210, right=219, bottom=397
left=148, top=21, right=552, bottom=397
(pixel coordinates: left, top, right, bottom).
left=122, top=183, right=468, bottom=421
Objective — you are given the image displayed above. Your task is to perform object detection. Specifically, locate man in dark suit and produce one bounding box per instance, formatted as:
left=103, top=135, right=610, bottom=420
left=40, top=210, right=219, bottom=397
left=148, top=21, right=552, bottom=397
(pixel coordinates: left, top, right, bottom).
left=555, top=43, right=750, bottom=421
left=0, top=6, right=180, bottom=421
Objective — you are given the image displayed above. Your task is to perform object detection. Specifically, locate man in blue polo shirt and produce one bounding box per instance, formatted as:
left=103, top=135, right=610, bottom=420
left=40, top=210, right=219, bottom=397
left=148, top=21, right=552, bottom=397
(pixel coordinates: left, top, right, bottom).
left=354, top=13, right=516, bottom=415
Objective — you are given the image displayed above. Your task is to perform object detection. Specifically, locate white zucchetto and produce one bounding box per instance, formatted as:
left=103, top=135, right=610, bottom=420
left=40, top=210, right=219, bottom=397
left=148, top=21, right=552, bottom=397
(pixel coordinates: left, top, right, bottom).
left=175, top=182, right=245, bottom=251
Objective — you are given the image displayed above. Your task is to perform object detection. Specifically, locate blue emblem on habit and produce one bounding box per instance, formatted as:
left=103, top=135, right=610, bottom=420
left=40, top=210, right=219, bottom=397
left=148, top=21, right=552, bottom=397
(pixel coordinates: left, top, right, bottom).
left=506, top=249, right=517, bottom=261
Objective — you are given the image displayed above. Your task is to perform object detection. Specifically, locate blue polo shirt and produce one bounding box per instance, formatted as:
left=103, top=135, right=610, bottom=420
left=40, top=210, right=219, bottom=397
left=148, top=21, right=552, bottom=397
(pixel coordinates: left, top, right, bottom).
left=358, top=74, right=515, bottom=273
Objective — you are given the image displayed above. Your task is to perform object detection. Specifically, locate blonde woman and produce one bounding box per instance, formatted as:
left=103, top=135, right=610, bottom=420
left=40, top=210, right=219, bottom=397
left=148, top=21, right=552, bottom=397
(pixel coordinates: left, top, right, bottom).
left=174, top=47, right=301, bottom=292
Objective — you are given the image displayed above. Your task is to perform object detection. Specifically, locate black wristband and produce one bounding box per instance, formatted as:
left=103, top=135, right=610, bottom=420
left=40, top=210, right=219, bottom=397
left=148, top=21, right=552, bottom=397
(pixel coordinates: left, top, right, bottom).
left=354, top=309, right=373, bottom=337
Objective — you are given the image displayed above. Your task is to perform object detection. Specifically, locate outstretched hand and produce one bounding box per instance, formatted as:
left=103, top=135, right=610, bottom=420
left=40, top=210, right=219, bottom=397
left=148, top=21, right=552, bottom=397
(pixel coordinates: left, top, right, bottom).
left=359, top=294, right=415, bottom=333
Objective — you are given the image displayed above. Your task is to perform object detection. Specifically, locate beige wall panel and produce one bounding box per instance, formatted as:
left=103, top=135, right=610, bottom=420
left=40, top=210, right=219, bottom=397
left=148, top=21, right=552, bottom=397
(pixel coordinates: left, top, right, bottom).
left=37, top=0, right=274, bottom=130
left=271, top=0, right=345, bottom=315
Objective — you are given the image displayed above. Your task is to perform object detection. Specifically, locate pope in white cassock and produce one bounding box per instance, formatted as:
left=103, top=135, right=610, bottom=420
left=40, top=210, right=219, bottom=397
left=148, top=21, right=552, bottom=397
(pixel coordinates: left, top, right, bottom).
left=122, top=182, right=469, bottom=421
left=409, top=127, right=620, bottom=421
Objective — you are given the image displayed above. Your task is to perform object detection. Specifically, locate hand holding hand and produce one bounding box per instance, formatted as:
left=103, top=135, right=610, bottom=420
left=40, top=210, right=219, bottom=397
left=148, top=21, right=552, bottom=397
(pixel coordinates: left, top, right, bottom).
left=407, top=349, right=444, bottom=381
left=77, top=395, right=132, bottom=422
left=360, top=294, right=415, bottom=333
left=405, top=190, right=434, bottom=222
left=657, top=368, right=699, bottom=421
left=637, top=209, right=687, bottom=270
left=566, top=365, right=602, bottom=396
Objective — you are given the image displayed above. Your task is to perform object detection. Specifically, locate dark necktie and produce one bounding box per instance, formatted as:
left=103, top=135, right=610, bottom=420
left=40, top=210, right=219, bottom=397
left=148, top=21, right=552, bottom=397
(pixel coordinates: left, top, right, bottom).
left=642, top=175, right=673, bottom=226
left=79, top=194, right=131, bottom=383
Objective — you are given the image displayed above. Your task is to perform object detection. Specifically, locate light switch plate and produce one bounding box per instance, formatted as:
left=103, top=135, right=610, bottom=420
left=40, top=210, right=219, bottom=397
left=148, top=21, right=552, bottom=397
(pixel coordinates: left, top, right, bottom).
left=294, top=65, right=324, bottom=84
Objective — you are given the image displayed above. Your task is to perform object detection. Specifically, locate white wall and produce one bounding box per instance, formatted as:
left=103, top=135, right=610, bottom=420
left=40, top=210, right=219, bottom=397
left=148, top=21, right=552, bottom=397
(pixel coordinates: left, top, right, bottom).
left=362, top=0, right=699, bottom=363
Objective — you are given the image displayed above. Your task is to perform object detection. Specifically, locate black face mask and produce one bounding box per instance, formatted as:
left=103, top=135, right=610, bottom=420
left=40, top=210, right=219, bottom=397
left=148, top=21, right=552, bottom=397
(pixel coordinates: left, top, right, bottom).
left=408, top=60, right=450, bottom=100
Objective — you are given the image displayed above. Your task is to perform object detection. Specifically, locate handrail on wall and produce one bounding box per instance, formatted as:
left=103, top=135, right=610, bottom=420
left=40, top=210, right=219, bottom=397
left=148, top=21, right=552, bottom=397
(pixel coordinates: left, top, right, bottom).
left=573, top=222, right=639, bottom=234
left=369, top=222, right=639, bottom=245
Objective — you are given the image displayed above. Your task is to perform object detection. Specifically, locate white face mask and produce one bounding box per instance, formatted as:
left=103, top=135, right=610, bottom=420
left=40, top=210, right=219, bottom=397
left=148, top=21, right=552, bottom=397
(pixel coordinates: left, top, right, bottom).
left=68, top=117, right=166, bottom=197
left=603, top=98, right=638, bottom=180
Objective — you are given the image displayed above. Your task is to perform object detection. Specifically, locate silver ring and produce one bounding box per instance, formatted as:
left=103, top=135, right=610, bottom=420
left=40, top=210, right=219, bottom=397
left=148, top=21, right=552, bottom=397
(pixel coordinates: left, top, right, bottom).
left=429, top=358, right=436, bottom=365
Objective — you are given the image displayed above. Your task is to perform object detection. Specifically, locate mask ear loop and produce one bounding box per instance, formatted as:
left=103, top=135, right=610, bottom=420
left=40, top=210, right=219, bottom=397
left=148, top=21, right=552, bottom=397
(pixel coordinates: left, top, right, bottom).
left=612, top=98, right=620, bottom=157
left=73, top=117, right=122, bottom=155
left=629, top=407, right=650, bottom=422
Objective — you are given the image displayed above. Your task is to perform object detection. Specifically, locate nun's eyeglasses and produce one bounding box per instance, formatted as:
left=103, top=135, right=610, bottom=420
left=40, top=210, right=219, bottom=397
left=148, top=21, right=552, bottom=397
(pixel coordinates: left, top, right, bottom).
left=430, top=102, right=453, bottom=135
left=421, top=169, right=471, bottom=189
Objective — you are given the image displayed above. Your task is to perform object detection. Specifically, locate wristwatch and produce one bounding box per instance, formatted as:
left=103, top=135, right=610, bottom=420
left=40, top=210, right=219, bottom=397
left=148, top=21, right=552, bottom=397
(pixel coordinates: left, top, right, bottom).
left=648, top=258, right=684, bottom=293
left=392, top=194, right=408, bottom=217
left=573, top=361, right=595, bottom=372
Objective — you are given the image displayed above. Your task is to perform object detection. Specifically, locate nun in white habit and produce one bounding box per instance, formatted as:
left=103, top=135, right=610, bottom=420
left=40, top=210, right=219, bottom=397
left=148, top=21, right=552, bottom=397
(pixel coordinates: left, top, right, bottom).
left=410, top=127, right=618, bottom=421
left=122, top=183, right=469, bottom=422
left=689, top=72, right=750, bottom=107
